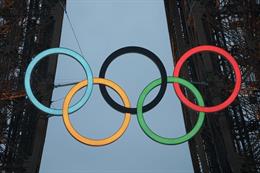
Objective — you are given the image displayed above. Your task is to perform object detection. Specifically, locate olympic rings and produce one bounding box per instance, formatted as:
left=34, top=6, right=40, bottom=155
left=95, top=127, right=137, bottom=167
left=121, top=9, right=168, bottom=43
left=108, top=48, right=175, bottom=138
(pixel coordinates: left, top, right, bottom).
left=137, top=76, right=205, bottom=145
left=63, top=78, right=131, bottom=146
left=24, top=45, right=242, bottom=146
left=99, top=46, right=167, bottom=114
left=173, top=45, right=241, bottom=113
left=24, top=48, right=93, bottom=115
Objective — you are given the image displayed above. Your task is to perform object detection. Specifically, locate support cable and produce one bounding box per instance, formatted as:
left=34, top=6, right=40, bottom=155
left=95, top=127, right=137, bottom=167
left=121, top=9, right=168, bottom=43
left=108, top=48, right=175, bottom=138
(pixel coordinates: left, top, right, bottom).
left=58, top=0, right=84, bottom=56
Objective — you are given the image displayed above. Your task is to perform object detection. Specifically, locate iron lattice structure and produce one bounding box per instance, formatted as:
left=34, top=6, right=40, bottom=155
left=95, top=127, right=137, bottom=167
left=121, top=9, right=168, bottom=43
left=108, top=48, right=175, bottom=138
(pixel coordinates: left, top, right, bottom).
left=0, top=0, right=65, bottom=172
left=165, top=0, right=259, bottom=173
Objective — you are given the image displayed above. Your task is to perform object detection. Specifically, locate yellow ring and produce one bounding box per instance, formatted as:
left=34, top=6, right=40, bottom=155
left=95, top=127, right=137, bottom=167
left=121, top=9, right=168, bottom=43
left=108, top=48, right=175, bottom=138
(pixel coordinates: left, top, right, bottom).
left=62, top=78, right=131, bottom=146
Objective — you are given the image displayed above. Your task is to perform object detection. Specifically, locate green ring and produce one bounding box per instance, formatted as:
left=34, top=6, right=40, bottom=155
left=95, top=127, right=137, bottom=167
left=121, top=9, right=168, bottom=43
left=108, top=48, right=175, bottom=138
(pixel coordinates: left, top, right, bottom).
left=137, top=76, right=205, bottom=145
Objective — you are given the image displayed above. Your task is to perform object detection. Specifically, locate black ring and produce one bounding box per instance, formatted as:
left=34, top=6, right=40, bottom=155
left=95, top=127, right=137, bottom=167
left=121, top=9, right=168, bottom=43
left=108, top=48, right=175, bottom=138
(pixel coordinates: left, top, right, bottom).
left=99, top=46, right=167, bottom=114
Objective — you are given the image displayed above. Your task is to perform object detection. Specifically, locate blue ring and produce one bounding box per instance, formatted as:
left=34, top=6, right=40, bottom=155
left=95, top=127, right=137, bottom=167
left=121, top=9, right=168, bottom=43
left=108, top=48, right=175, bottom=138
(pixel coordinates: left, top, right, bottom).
left=24, top=47, right=93, bottom=115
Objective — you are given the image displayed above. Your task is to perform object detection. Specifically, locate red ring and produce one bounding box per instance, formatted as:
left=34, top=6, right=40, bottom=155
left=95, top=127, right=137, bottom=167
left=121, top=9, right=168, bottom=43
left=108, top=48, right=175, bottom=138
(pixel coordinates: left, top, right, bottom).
left=173, top=45, right=241, bottom=113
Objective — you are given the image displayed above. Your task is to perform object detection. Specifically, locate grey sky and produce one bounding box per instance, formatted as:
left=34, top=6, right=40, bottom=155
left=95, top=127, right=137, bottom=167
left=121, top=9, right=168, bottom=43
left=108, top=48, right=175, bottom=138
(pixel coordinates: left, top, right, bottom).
left=40, top=0, right=194, bottom=172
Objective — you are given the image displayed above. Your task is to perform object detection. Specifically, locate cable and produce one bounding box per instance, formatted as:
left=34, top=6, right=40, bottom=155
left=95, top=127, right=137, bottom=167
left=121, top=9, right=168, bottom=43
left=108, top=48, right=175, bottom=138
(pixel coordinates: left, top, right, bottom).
left=54, top=81, right=81, bottom=88
left=58, top=0, right=84, bottom=56
left=48, top=0, right=86, bottom=109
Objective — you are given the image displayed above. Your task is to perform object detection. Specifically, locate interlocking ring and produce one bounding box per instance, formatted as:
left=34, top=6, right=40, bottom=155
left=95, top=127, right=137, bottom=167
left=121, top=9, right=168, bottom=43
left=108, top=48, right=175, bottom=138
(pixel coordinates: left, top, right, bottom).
left=24, top=45, right=241, bottom=146
left=63, top=78, right=131, bottom=146
left=173, top=45, right=241, bottom=113
left=137, top=76, right=205, bottom=145
left=24, top=48, right=93, bottom=115
left=99, top=46, right=167, bottom=114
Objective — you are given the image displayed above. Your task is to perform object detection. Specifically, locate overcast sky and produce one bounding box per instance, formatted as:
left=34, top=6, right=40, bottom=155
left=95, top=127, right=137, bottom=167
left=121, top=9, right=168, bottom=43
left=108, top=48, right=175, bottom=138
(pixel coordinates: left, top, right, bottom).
left=40, top=0, right=194, bottom=172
